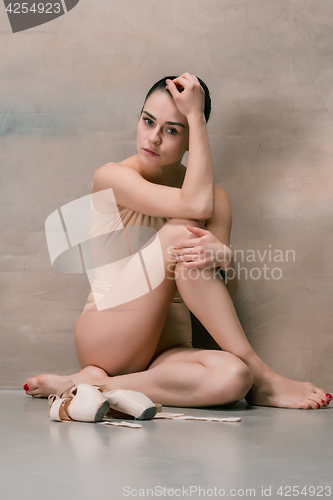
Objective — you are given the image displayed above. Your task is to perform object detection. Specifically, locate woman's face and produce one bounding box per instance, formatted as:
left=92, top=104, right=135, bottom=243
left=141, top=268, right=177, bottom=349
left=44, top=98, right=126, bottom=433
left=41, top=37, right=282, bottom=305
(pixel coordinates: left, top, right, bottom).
left=137, top=90, right=189, bottom=168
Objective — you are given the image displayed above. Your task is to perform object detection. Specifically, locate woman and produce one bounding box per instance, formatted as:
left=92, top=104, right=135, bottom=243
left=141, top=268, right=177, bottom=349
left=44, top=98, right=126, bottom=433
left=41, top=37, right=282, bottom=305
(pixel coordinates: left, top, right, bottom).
left=24, top=73, right=331, bottom=410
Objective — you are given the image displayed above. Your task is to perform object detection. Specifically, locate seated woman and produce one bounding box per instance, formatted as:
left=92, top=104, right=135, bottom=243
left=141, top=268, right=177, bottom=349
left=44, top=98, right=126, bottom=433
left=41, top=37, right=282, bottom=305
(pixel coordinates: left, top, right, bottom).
left=24, top=72, right=331, bottom=410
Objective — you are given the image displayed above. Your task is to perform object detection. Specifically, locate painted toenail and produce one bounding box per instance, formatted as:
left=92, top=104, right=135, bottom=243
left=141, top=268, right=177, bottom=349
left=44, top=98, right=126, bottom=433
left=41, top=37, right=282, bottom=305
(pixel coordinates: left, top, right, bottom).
left=322, top=400, right=325, bottom=403
left=326, top=393, right=332, bottom=398
left=23, top=384, right=29, bottom=391
left=317, top=404, right=320, bottom=409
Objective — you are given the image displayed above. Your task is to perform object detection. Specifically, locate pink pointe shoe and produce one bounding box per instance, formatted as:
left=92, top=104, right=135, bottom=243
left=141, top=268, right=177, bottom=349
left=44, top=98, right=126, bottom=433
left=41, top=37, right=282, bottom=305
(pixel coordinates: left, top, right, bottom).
left=94, top=385, right=158, bottom=420
left=48, top=382, right=110, bottom=423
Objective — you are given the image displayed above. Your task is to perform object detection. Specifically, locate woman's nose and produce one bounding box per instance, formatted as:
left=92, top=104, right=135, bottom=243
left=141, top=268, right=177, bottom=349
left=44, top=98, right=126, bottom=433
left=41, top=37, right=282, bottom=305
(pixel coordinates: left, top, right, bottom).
left=148, top=127, right=162, bottom=144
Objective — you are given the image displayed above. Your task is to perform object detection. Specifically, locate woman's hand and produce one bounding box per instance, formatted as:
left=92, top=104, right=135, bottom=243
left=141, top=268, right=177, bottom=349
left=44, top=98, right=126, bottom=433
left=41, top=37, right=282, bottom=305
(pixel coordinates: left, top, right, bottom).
left=169, top=224, right=232, bottom=271
left=166, top=73, right=205, bottom=119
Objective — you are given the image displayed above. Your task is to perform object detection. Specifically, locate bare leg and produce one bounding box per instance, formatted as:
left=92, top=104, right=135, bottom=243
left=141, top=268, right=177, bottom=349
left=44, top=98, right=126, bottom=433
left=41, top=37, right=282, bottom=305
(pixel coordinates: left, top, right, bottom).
left=173, top=262, right=332, bottom=409
left=24, top=218, right=230, bottom=401
left=26, top=347, right=253, bottom=406
left=107, top=347, right=253, bottom=407
left=24, top=219, right=332, bottom=409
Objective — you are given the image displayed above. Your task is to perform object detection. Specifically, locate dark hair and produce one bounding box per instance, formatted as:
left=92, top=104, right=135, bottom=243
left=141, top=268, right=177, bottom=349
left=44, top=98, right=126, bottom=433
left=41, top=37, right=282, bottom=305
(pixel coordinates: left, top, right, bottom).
left=140, top=75, right=211, bottom=123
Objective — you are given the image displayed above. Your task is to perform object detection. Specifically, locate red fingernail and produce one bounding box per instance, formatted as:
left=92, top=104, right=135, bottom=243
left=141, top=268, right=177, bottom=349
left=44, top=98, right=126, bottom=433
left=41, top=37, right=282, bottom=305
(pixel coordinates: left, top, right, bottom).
left=23, top=384, right=29, bottom=391
left=326, top=393, right=332, bottom=398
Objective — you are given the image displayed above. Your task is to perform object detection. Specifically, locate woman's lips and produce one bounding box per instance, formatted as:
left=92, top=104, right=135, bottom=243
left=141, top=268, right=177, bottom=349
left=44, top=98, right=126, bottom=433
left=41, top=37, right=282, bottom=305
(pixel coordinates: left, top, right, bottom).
left=143, top=148, right=160, bottom=157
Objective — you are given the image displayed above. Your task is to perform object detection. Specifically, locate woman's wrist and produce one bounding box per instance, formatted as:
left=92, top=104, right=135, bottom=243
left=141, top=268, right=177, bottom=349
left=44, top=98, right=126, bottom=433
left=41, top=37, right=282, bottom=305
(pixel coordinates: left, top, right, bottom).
left=186, top=111, right=206, bottom=126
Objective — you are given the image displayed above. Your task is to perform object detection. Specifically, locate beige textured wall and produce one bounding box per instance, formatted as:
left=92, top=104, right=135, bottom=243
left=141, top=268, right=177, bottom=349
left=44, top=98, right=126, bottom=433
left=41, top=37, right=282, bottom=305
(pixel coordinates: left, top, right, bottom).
left=1, top=1, right=332, bottom=389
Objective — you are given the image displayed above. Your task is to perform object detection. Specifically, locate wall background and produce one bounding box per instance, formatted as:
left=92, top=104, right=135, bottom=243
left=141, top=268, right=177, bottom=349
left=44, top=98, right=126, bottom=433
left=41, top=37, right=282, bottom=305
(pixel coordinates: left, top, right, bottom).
left=1, top=0, right=332, bottom=389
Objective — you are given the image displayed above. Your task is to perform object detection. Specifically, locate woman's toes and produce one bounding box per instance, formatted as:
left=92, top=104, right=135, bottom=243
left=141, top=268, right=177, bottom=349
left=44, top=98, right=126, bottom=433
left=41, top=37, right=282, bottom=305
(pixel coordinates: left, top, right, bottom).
left=23, top=375, right=53, bottom=397
left=28, top=391, right=43, bottom=398
left=308, top=387, right=332, bottom=407
left=25, top=388, right=39, bottom=397
left=300, top=401, right=312, bottom=410
left=314, top=387, right=328, bottom=397
left=23, top=378, right=38, bottom=394
left=308, top=400, right=318, bottom=410
left=308, top=398, right=324, bottom=409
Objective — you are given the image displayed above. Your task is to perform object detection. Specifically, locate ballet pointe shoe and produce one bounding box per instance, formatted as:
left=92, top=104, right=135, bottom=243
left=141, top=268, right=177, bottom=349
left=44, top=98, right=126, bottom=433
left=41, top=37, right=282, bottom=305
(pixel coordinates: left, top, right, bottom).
left=94, top=384, right=158, bottom=420
left=48, top=381, right=110, bottom=423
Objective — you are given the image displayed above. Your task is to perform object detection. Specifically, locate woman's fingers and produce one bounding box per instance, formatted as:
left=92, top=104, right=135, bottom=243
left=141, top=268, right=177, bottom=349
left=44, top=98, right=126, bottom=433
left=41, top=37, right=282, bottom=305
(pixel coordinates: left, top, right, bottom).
left=166, top=78, right=180, bottom=96
left=167, top=74, right=201, bottom=94
left=174, top=239, right=198, bottom=249
left=166, top=78, right=188, bottom=99
left=177, top=73, right=198, bottom=83
left=170, top=75, right=197, bottom=90
left=166, top=74, right=205, bottom=117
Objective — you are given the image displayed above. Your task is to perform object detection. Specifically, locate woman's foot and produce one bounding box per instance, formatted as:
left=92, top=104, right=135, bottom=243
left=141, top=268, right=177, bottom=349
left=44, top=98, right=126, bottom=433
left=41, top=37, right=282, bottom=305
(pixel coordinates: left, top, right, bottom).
left=23, top=365, right=110, bottom=398
left=244, top=356, right=332, bottom=409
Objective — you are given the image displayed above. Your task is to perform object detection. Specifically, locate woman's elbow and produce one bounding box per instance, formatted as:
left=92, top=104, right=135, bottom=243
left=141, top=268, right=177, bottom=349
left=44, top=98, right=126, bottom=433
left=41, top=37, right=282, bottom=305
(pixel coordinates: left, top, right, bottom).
left=183, top=200, right=214, bottom=221
left=201, top=205, right=214, bottom=220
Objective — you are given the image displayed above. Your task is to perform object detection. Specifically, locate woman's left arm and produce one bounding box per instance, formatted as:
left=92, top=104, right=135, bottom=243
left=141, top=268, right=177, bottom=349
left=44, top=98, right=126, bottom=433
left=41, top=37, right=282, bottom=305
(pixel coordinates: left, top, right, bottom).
left=171, top=183, right=238, bottom=302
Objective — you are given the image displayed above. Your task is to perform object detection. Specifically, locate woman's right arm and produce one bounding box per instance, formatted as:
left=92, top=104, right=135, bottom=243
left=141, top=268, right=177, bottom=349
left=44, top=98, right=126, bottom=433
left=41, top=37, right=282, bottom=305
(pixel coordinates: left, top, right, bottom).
left=92, top=163, right=210, bottom=219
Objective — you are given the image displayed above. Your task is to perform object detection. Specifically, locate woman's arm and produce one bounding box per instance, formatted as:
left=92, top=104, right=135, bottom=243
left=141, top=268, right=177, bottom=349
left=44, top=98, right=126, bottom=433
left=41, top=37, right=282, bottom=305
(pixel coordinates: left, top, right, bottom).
left=180, top=113, right=215, bottom=218
left=92, top=163, right=211, bottom=220
left=167, top=74, right=215, bottom=218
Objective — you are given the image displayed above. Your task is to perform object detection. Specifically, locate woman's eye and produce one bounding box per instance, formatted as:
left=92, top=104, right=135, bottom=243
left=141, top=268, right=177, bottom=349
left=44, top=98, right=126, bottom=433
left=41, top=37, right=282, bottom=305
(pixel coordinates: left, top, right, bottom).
left=143, top=118, right=177, bottom=135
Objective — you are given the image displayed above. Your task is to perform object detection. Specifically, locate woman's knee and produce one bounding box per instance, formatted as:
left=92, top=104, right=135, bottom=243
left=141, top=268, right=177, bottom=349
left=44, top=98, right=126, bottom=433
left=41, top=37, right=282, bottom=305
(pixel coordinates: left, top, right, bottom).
left=224, top=360, right=254, bottom=400
left=162, top=218, right=205, bottom=251
left=200, top=352, right=253, bottom=405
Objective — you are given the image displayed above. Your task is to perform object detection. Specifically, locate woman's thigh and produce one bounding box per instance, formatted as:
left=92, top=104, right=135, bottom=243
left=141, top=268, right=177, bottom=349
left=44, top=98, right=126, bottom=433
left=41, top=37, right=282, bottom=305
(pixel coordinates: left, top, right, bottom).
left=74, top=218, right=204, bottom=375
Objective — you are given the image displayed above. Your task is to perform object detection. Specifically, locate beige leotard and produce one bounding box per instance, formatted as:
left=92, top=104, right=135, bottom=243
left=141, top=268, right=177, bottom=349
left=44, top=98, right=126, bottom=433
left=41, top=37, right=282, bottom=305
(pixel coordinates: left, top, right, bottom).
left=81, top=195, right=193, bottom=353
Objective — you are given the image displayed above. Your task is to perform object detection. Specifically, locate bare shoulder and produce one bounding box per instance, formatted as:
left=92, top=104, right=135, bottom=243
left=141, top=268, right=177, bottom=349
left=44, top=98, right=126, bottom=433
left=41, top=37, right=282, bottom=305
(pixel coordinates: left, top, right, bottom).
left=95, top=161, right=138, bottom=176
left=92, top=161, right=140, bottom=191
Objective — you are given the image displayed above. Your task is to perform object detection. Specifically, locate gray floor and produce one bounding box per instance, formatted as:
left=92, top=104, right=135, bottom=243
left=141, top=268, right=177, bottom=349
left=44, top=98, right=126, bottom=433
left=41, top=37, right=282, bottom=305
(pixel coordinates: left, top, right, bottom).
left=1, top=390, right=332, bottom=500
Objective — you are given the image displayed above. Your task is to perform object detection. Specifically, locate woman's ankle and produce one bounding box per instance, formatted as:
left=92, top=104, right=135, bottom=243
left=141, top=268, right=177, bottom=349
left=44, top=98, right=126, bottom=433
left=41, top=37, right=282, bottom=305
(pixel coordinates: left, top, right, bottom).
left=240, top=351, right=274, bottom=382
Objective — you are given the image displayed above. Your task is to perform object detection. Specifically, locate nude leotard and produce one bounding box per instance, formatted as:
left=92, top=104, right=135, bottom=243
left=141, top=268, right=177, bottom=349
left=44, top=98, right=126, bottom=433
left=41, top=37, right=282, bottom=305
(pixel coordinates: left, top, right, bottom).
left=81, top=194, right=193, bottom=353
